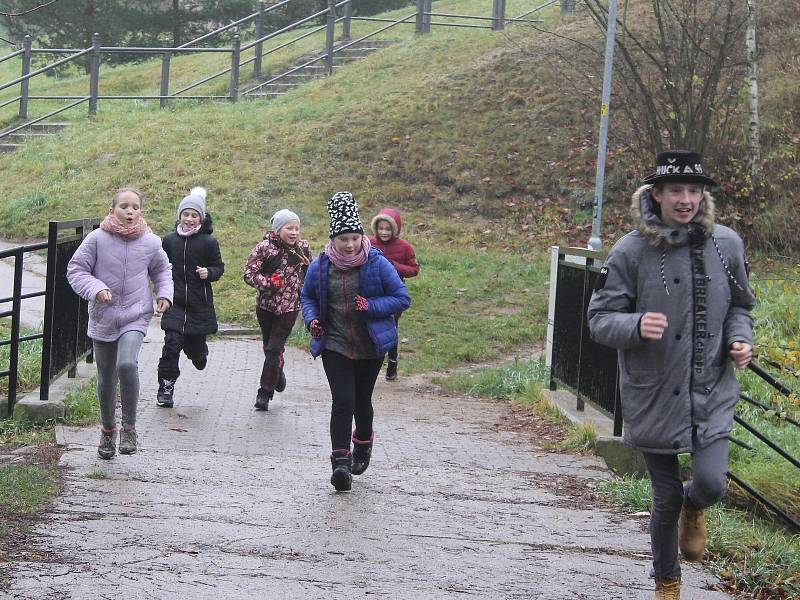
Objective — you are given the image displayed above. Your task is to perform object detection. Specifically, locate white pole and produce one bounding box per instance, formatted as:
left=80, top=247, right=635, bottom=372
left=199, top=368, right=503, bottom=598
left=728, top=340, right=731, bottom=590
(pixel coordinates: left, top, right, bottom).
left=588, top=0, right=619, bottom=251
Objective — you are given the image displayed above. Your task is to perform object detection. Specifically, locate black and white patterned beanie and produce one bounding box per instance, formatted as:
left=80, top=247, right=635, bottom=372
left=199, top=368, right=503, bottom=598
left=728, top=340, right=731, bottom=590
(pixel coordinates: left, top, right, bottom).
left=327, top=191, right=364, bottom=238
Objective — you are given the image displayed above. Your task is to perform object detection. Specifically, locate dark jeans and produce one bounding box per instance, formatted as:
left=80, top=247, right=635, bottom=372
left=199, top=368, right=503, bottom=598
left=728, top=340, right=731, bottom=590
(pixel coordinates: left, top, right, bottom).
left=642, top=436, right=729, bottom=579
left=321, top=349, right=384, bottom=451
left=157, top=330, right=208, bottom=381
left=256, top=307, right=297, bottom=395
left=387, top=313, right=401, bottom=362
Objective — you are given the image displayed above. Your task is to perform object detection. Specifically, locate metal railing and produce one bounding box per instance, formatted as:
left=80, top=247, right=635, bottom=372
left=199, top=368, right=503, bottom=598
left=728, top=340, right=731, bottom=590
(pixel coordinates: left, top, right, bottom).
left=0, top=0, right=560, bottom=139
left=0, top=219, right=98, bottom=415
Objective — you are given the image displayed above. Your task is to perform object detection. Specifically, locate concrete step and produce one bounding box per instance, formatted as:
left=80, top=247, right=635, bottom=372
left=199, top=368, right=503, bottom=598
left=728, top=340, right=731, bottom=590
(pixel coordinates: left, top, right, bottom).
left=3, top=132, right=52, bottom=143
left=22, top=122, right=68, bottom=133
left=0, top=143, right=22, bottom=153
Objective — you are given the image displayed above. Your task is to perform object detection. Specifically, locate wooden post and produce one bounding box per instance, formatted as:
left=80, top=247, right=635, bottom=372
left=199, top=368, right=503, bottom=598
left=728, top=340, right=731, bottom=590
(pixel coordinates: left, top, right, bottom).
left=229, top=35, right=241, bottom=102
left=88, top=33, right=101, bottom=117
left=160, top=52, right=171, bottom=109
left=325, top=0, right=335, bottom=75
left=254, top=1, right=265, bottom=79
left=19, top=36, right=32, bottom=120
left=342, top=0, right=353, bottom=42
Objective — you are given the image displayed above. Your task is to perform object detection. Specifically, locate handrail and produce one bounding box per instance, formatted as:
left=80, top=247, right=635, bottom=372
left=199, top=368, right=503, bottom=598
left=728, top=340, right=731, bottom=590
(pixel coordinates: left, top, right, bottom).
left=0, top=48, right=24, bottom=64
left=0, top=98, right=88, bottom=141
left=0, top=46, right=92, bottom=93
left=240, top=6, right=330, bottom=53
left=0, top=95, right=22, bottom=110
left=740, top=392, right=800, bottom=428
left=100, top=46, right=231, bottom=54
left=727, top=472, right=800, bottom=531
left=239, top=23, right=328, bottom=72
left=734, top=415, right=800, bottom=470
left=748, top=360, right=795, bottom=396
left=513, top=0, right=560, bottom=21
left=245, top=11, right=415, bottom=96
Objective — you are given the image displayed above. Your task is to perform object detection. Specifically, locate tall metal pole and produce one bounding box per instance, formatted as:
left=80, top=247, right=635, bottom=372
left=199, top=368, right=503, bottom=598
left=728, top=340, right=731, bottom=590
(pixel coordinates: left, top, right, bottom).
left=588, top=0, right=618, bottom=251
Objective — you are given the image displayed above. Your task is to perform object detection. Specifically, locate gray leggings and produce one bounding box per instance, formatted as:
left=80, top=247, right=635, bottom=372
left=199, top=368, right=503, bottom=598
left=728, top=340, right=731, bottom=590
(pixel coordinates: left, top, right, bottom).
left=93, top=331, right=145, bottom=431
left=642, top=437, right=729, bottom=579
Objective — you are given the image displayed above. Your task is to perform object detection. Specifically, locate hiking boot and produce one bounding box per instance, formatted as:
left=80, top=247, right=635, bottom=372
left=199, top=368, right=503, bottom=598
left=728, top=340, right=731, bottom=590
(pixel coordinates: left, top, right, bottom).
left=351, top=431, right=374, bottom=476
left=97, top=428, right=116, bottom=460
left=254, top=389, right=271, bottom=411
left=275, top=370, right=286, bottom=393
left=330, top=450, right=352, bottom=492
left=678, top=504, right=707, bottom=561
left=118, top=423, right=138, bottom=455
left=156, top=378, right=175, bottom=408
left=192, top=356, right=207, bottom=371
left=385, top=359, right=398, bottom=381
left=653, top=577, right=681, bottom=600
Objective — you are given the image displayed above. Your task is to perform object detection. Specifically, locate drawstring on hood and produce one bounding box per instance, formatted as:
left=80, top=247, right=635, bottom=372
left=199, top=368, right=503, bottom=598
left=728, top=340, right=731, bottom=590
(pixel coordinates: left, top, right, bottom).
left=631, top=185, right=742, bottom=295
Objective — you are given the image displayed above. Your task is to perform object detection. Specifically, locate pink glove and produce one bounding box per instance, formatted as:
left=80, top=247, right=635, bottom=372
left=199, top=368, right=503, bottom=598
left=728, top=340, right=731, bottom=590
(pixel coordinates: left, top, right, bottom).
left=309, top=319, right=324, bottom=338
left=355, top=295, right=369, bottom=312
left=267, top=272, right=284, bottom=290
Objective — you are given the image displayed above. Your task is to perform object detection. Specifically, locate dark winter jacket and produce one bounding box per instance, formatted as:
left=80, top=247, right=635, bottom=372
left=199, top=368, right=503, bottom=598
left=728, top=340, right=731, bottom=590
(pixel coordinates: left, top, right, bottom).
left=160, top=214, right=224, bottom=336
left=587, top=186, right=755, bottom=454
left=300, top=248, right=411, bottom=358
left=369, top=207, right=420, bottom=280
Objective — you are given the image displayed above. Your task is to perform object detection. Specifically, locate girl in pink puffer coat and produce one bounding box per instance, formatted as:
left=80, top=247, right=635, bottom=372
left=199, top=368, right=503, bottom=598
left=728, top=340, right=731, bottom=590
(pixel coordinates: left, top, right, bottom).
left=67, top=187, right=173, bottom=460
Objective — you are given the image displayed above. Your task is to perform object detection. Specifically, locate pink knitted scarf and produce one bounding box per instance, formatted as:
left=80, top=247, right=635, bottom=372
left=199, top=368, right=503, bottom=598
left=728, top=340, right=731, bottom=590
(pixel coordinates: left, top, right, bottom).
left=325, top=235, right=371, bottom=271
left=100, top=214, right=150, bottom=239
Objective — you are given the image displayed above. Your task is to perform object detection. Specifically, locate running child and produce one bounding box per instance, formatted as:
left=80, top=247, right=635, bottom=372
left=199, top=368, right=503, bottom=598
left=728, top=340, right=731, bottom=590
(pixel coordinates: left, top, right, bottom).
left=67, top=187, right=173, bottom=459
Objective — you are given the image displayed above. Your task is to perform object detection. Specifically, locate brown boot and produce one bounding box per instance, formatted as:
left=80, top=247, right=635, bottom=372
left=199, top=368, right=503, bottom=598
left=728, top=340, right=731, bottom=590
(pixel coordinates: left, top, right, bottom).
left=653, top=577, right=681, bottom=599
left=678, top=504, right=707, bottom=561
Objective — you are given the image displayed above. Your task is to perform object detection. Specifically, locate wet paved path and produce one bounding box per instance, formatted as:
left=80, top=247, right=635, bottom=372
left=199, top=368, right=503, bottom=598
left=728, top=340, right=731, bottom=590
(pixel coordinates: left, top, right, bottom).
left=3, top=327, right=730, bottom=599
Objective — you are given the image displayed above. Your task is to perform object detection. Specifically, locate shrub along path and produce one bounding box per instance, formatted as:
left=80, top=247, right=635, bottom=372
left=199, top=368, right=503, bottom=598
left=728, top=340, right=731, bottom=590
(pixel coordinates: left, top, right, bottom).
left=3, top=325, right=731, bottom=599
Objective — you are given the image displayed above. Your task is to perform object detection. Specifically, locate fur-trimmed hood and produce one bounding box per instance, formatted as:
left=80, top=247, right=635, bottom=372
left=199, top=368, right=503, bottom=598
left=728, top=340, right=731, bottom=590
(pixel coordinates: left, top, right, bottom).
left=370, top=207, right=402, bottom=238
left=631, top=185, right=715, bottom=247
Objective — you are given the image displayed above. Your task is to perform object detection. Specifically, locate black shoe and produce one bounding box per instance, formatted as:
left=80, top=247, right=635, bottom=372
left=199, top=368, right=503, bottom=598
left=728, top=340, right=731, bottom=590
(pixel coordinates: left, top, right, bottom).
left=156, top=378, right=175, bottom=408
left=385, top=359, right=398, bottom=381
left=275, top=370, right=286, bottom=393
left=192, top=356, right=207, bottom=371
left=254, top=389, right=271, bottom=411
left=351, top=433, right=374, bottom=476
left=330, top=450, right=352, bottom=492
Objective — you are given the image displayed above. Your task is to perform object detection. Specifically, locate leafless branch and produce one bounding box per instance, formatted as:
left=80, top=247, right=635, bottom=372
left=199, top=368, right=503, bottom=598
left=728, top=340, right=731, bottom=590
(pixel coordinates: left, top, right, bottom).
left=0, top=0, right=60, bottom=18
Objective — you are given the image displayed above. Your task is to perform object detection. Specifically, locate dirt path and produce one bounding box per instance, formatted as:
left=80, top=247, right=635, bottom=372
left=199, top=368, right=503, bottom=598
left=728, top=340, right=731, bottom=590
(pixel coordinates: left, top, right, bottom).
left=1, top=328, right=730, bottom=599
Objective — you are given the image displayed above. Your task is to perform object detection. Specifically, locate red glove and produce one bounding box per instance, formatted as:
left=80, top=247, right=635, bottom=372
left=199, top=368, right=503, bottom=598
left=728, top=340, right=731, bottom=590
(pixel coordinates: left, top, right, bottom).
left=355, top=295, right=369, bottom=312
left=267, top=272, right=284, bottom=290
left=309, top=319, right=324, bottom=338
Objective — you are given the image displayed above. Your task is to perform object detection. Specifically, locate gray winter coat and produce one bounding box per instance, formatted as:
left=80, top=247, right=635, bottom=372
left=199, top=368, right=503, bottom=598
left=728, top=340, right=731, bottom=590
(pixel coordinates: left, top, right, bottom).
left=587, top=186, right=755, bottom=454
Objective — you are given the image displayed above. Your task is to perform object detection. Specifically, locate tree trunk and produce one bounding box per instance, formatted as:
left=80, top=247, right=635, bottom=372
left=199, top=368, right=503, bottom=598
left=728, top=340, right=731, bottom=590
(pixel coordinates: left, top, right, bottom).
left=746, top=0, right=761, bottom=189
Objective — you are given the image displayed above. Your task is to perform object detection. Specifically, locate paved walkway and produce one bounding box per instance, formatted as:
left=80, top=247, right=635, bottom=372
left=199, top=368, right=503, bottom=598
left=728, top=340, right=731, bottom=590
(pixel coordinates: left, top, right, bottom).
left=3, top=326, right=730, bottom=599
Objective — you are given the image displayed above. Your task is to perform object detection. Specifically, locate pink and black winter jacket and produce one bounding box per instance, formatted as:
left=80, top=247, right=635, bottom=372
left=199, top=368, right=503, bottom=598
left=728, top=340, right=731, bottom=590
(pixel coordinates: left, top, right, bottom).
left=369, top=207, right=419, bottom=280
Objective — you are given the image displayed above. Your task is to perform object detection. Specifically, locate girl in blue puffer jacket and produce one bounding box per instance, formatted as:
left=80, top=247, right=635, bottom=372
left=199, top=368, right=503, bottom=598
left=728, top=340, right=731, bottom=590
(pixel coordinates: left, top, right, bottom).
left=301, top=192, right=410, bottom=492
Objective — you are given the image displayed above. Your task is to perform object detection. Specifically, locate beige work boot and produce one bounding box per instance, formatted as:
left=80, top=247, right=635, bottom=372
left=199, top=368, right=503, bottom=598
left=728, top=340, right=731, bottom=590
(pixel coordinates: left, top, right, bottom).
left=653, top=577, right=681, bottom=599
left=678, top=504, right=707, bottom=561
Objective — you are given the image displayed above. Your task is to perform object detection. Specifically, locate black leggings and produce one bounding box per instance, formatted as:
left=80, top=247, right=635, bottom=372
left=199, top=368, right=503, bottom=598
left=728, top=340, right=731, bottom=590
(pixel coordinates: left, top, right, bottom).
left=157, top=330, right=208, bottom=381
left=321, top=349, right=384, bottom=451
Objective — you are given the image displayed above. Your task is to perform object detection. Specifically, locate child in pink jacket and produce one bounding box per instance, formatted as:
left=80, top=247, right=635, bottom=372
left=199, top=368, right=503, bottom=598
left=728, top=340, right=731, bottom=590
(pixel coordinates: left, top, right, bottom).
left=67, top=187, right=173, bottom=460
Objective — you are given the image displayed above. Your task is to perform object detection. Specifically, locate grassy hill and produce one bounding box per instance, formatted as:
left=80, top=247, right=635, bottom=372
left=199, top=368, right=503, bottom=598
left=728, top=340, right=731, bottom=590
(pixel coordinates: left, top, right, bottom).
left=0, top=0, right=797, bottom=375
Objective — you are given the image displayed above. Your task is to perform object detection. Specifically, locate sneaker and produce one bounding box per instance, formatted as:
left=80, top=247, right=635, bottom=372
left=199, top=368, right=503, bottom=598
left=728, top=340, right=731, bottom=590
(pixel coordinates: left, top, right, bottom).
left=254, top=389, right=271, bottom=411
left=275, top=370, right=286, bottom=393
left=157, top=378, right=175, bottom=408
left=97, top=428, right=116, bottom=460
left=118, top=424, right=137, bottom=455
left=192, top=356, right=207, bottom=371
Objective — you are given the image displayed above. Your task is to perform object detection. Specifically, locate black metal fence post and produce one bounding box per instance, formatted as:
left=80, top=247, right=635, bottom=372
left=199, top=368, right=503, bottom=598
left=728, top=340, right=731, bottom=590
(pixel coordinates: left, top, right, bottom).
left=423, top=0, right=432, bottom=33
left=160, top=51, right=171, bottom=109
left=342, top=0, right=353, bottom=42
left=492, top=0, right=507, bottom=30
left=254, top=1, right=265, bottom=79
left=6, top=254, right=24, bottom=411
left=229, top=35, right=241, bottom=102
left=39, top=221, right=58, bottom=401
left=88, top=33, right=101, bottom=116
left=561, top=0, right=577, bottom=14
left=416, top=0, right=425, bottom=33
left=325, top=0, right=335, bottom=75
left=19, top=35, right=32, bottom=120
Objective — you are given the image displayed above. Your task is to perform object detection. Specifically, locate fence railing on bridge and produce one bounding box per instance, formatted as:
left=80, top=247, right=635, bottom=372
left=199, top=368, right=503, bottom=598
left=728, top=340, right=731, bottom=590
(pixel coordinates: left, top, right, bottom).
left=0, top=219, right=98, bottom=415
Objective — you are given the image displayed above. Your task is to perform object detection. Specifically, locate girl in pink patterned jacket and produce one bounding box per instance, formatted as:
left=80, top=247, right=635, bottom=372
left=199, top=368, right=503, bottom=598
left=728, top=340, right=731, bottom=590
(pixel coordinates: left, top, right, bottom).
left=67, top=187, right=173, bottom=460
left=243, top=209, right=311, bottom=411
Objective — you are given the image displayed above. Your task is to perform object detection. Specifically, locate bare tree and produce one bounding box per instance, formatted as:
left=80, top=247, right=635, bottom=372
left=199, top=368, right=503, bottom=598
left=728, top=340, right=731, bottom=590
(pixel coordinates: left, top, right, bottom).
left=745, top=0, right=762, bottom=187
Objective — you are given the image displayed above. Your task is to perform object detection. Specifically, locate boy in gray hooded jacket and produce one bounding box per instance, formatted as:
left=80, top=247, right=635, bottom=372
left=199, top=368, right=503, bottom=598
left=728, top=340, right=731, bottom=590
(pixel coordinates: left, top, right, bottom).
left=587, top=150, right=755, bottom=599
